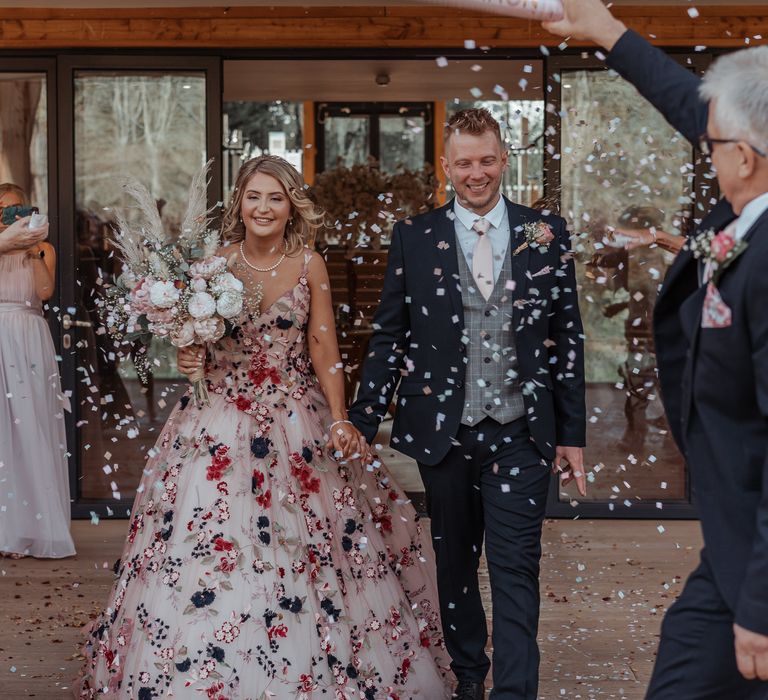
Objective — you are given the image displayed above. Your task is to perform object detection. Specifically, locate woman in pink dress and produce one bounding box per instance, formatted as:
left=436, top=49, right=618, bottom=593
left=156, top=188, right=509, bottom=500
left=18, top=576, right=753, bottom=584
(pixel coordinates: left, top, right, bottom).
left=0, top=183, right=75, bottom=558
left=78, top=156, right=451, bottom=699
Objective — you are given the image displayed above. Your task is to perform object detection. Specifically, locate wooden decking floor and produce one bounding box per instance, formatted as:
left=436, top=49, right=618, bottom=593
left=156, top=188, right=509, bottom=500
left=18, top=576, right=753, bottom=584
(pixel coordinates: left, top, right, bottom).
left=0, top=519, right=701, bottom=699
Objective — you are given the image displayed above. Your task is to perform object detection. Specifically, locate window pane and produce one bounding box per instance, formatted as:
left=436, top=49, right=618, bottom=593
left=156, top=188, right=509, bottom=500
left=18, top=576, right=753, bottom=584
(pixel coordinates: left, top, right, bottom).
left=559, top=69, right=693, bottom=505
left=324, top=116, right=369, bottom=170
left=0, top=72, right=47, bottom=213
left=379, top=115, right=425, bottom=174
left=223, top=101, right=304, bottom=202
left=73, top=72, right=207, bottom=503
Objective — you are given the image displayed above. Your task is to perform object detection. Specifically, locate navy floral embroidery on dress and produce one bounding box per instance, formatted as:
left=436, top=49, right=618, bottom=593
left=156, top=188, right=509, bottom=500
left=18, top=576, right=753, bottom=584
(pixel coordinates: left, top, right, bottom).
left=77, top=253, right=450, bottom=699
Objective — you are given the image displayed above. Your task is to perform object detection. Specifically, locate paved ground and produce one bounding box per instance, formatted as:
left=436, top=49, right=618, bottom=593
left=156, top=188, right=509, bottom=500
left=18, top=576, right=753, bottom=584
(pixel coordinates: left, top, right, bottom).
left=0, top=518, right=702, bottom=699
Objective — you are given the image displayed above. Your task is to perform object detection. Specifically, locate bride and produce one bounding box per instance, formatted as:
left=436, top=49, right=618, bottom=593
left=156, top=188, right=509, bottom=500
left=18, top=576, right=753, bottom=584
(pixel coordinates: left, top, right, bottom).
left=77, top=155, right=451, bottom=699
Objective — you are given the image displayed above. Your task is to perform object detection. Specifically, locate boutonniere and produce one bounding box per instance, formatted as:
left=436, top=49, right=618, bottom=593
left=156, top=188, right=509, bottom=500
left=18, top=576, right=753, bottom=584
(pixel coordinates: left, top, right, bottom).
left=514, top=222, right=554, bottom=256
left=686, top=226, right=748, bottom=286
left=686, top=226, right=747, bottom=329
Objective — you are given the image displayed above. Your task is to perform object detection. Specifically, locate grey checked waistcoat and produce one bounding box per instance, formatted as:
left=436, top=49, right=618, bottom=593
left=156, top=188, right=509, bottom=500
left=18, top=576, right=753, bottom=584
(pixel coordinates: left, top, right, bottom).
left=457, top=244, right=525, bottom=426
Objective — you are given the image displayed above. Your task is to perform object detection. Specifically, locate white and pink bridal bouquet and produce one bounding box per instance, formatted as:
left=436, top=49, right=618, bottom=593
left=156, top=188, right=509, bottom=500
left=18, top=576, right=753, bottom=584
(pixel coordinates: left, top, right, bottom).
left=416, top=0, right=563, bottom=21
left=103, top=161, right=242, bottom=406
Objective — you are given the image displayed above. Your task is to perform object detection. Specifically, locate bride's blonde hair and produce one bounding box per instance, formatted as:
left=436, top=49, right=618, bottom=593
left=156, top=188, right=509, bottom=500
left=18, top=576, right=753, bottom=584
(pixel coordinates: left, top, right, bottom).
left=221, top=155, right=323, bottom=256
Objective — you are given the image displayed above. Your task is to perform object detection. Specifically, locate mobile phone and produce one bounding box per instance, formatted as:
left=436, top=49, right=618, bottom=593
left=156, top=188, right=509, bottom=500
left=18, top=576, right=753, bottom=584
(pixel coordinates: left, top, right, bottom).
left=1, top=205, right=38, bottom=226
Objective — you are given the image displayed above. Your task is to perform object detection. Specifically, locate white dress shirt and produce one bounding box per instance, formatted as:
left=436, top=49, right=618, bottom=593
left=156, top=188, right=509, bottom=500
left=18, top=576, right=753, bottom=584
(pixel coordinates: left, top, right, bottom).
left=735, top=190, right=768, bottom=241
left=453, top=195, right=510, bottom=285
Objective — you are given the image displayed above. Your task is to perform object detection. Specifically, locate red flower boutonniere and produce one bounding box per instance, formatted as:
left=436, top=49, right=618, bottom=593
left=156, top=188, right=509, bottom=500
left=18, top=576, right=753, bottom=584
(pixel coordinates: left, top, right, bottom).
left=687, top=226, right=748, bottom=286
left=514, top=221, right=554, bottom=256
left=686, top=226, right=748, bottom=329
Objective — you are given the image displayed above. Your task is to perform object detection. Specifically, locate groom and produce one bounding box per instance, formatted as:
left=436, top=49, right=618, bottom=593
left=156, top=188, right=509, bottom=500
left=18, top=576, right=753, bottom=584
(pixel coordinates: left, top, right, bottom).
left=349, top=108, right=586, bottom=699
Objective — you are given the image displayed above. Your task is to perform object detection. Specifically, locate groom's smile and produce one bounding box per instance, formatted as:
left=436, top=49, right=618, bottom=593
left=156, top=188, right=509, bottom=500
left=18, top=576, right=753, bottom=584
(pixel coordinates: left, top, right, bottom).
left=440, top=128, right=509, bottom=217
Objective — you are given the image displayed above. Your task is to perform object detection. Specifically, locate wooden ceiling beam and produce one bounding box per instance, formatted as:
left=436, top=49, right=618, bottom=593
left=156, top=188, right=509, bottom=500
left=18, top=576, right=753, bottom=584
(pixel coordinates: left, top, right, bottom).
left=0, top=5, right=765, bottom=49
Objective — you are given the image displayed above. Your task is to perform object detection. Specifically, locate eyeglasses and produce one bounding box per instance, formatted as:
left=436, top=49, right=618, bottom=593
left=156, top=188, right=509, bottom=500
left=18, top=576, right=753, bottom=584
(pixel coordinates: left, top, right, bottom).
left=698, top=133, right=767, bottom=158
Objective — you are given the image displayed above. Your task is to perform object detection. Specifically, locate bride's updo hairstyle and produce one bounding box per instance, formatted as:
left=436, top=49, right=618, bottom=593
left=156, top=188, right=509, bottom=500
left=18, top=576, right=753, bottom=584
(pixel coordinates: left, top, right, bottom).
left=221, top=155, right=323, bottom=256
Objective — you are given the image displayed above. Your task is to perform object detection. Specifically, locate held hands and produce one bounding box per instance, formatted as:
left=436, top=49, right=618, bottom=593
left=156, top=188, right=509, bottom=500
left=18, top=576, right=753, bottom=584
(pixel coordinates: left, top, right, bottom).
left=734, top=624, right=768, bottom=681
left=542, top=0, right=627, bottom=50
left=326, top=419, right=372, bottom=463
left=553, top=445, right=587, bottom=497
left=0, top=217, right=49, bottom=255
left=177, top=345, right=205, bottom=378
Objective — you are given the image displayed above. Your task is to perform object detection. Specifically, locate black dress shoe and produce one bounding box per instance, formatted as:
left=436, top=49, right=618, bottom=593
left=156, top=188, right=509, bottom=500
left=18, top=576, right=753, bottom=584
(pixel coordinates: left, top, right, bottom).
left=453, top=679, right=485, bottom=700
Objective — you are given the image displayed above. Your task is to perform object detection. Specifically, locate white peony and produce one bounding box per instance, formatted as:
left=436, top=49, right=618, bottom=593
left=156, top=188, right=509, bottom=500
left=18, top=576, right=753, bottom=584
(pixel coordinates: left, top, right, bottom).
left=210, top=271, right=244, bottom=295
left=149, top=280, right=180, bottom=309
left=216, top=290, right=243, bottom=319
left=189, top=256, right=227, bottom=280
left=193, top=317, right=225, bottom=343
left=188, top=292, right=217, bottom=319
left=190, top=276, right=208, bottom=293
left=170, top=320, right=196, bottom=347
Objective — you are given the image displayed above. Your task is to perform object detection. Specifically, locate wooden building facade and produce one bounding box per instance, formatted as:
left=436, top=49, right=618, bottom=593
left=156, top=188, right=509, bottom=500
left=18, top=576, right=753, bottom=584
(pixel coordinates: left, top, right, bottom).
left=1, top=1, right=765, bottom=518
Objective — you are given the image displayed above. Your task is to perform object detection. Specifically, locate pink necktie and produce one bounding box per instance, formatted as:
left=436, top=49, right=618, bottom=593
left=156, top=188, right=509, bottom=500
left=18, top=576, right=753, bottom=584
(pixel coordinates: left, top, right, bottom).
left=472, top=217, right=494, bottom=300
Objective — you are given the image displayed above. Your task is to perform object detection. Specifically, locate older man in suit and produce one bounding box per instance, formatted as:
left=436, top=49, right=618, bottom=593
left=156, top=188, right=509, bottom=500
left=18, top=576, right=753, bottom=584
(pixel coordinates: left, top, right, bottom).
left=348, top=108, right=586, bottom=699
left=546, top=3, right=768, bottom=697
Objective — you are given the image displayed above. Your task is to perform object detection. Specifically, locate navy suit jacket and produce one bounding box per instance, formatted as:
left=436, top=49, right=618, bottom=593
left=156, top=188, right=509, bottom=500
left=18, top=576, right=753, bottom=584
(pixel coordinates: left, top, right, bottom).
left=348, top=197, right=586, bottom=467
left=609, top=30, right=768, bottom=635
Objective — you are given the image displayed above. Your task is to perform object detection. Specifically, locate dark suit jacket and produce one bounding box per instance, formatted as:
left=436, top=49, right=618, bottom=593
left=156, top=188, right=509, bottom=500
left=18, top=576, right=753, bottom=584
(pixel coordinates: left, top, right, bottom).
left=348, top=196, right=585, bottom=467
left=609, top=30, right=768, bottom=635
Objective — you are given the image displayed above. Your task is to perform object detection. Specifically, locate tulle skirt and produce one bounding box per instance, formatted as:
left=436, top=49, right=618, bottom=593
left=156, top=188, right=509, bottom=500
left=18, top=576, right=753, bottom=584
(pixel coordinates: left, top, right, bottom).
left=0, top=303, right=75, bottom=558
left=77, top=384, right=451, bottom=699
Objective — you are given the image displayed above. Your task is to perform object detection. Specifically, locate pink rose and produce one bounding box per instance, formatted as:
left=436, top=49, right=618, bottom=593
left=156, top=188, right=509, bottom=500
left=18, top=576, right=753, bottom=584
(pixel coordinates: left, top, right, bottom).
left=535, top=223, right=555, bottom=246
left=189, top=256, right=227, bottom=280
left=193, top=317, right=225, bottom=343
left=145, top=307, right=175, bottom=324
left=129, top=277, right=156, bottom=315
left=711, top=228, right=736, bottom=263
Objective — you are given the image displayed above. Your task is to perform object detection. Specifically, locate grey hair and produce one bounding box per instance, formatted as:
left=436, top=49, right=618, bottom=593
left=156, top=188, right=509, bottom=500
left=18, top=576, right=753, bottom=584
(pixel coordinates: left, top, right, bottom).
left=699, top=46, right=768, bottom=152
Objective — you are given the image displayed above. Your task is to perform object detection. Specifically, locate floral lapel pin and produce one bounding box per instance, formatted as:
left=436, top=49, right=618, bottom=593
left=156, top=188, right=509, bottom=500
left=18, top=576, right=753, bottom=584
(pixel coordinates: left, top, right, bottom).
left=687, top=225, right=747, bottom=329
left=514, top=221, right=554, bottom=256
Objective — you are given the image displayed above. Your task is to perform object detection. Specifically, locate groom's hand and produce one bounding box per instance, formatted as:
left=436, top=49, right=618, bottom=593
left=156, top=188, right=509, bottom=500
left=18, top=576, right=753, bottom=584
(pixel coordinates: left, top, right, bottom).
left=734, top=624, right=768, bottom=680
left=554, top=445, right=587, bottom=497
left=542, top=0, right=627, bottom=51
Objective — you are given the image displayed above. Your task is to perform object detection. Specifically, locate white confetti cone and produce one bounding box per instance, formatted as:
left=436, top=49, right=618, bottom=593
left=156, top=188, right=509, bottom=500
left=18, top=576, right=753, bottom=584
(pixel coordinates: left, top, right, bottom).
left=418, top=0, right=563, bottom=21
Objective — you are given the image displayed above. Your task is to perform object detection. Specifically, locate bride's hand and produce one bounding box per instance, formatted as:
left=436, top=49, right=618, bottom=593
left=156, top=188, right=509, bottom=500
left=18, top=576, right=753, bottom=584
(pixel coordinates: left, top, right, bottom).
left=327, top=420, right=366, bottom=461
left=177, top=345, right=205, bottom=378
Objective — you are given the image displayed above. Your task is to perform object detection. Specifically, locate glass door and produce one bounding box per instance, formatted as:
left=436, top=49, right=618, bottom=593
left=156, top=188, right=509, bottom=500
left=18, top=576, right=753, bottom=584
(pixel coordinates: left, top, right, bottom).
left=544, top=54, right=711, bottom=518
left=57, top=56, right=221, bottom=517
left=0, top=66, right=51, bottom=217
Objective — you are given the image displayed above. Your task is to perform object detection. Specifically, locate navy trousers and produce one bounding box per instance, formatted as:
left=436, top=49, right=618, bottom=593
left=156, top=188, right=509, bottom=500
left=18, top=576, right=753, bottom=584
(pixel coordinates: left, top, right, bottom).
left=647, top=553, right=768, bottom=699
left=418, top=416, right=550, bottom=700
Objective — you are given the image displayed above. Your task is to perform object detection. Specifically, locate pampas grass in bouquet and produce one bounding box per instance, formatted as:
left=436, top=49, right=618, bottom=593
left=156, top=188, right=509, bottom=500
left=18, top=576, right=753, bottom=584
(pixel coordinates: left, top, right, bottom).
left=102, top=160, right=244, bottom=407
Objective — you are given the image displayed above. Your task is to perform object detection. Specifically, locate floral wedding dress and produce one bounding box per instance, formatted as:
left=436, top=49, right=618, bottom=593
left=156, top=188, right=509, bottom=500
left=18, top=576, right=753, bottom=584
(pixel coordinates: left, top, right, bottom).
left=77, top=253, right=451, bottom=700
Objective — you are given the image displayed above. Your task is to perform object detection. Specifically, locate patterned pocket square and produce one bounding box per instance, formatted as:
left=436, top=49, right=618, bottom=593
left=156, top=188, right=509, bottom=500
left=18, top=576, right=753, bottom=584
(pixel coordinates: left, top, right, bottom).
left=701, top=282, right=732, bottom=329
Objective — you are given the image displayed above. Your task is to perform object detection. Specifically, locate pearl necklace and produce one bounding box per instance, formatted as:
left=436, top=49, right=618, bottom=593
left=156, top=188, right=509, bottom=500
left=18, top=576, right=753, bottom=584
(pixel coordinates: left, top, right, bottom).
left=239, top=241, right=286, bottom=272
